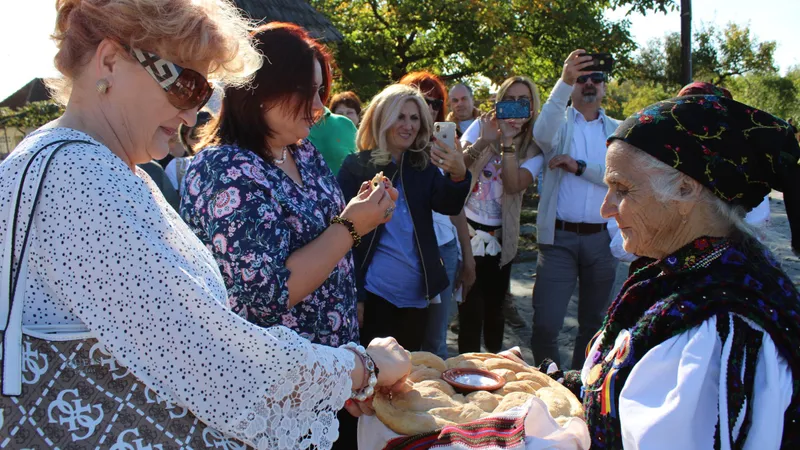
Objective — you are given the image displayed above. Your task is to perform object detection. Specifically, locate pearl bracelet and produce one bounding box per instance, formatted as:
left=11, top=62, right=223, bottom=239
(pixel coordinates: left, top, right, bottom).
left=343, top=342, right=378, bottom=401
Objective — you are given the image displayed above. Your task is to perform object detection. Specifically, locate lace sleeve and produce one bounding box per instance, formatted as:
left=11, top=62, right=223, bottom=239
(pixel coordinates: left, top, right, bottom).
left=231, top=327, right=355, bottom=449
left=20, top=134, right=356, bottom=450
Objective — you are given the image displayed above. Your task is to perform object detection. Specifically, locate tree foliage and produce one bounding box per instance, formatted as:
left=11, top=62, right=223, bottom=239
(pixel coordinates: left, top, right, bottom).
left=629, top=23, right=777, bottom=90
left=0, top=101, right=64, bottom=129
left=310, top=0, right=675, bottom=99
left=727, top=70, right=800, bottom=121
left=608, top=22, right=798, bottom=122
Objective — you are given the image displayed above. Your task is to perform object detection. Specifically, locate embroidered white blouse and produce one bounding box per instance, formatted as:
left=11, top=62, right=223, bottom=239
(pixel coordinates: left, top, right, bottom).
left=0, top=128, right=355, bottom=449
left=582, top=313, right=793, bottom=450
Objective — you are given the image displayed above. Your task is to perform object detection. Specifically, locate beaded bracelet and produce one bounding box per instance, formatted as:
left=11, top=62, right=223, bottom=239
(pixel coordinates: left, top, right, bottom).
left=330, top=216, right=361, bottom=247
left=343, top=342, right=378, bottom=401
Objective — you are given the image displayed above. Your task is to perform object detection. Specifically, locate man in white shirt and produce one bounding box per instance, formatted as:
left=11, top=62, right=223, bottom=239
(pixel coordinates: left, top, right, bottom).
left=447, top=83, right=481, bottom=137
left=531, top=50, right=621, bottom=369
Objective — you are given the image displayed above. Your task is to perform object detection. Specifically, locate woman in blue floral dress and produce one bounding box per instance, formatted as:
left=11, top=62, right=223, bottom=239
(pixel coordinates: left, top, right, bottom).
left=181, top=23, right=396, bottom=350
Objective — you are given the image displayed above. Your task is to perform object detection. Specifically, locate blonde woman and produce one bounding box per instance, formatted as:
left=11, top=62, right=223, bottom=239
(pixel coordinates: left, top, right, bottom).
left=458, top=76, right=545, bottom=353
left=337, top=84, right=471, bottom=351
left=0, top=1, right=411, bottom=448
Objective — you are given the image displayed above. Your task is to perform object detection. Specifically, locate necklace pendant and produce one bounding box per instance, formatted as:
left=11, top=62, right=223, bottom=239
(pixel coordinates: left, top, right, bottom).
left=274, top=147, right=288, bottom=165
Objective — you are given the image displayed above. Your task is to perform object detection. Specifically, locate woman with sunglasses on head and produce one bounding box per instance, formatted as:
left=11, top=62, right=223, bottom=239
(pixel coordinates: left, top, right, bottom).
left=397, top=71, right=476, bottom=359
left=337, top=84, right=472, bottom=352
left=457, top=76, right=545, bottom=354
left=0, top=2, right=411, bottom=449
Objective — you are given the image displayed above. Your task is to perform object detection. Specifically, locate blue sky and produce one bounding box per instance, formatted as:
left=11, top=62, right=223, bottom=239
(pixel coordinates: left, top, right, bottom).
left=1, top=0, right=798, bottom=101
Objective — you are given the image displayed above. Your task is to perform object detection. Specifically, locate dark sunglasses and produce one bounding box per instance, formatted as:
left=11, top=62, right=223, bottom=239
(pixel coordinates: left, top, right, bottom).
left=425, top=98, right=444, bottom=110
left=576, top=73, right=607, bottom=84
left=127, top=46, right=213, bottom=111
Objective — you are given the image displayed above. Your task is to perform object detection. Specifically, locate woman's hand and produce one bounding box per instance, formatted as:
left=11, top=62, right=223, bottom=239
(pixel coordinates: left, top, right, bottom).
left=478, top=111, right=519, bottom=147
left=366, top=337, right=412, bottom=388
left=340, top=181, right=396, bottom=236
left=498, top=116, right=522, bottom=147
left=453, top=255, right=476, bottom=297
left=478, top=113, right=499, bottom=143
left=431, top=137, right=467, bottom=180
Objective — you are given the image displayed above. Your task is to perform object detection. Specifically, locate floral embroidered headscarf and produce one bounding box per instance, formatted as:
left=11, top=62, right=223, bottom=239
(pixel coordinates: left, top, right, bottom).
left=677, top=81, right=733, bottom=99
left=608, top=95, right=800, bottom=211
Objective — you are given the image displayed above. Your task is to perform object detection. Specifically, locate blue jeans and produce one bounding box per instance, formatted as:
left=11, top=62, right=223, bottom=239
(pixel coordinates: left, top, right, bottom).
left=421, top=238, right=459, bottom=359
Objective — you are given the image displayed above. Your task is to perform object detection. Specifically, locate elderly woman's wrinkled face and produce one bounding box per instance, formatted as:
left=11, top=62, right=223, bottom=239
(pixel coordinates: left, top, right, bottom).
left=601, top=142, right=685, bottom=259
left=109, top=52, right=203, bottom=162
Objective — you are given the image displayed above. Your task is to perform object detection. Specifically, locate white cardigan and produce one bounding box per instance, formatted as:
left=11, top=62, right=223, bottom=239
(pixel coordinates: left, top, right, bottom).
left=532, top=80, right=621, bottom=245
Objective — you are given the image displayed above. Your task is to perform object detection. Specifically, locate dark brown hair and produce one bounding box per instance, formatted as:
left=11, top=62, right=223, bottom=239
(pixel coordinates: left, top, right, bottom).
left=329, top=91, right=362, bottom=117
left=178, top=111, right=213, bottom=155
left=398, top=71, right=448, bottom=122
left=197, top=22, right=332, bottom=161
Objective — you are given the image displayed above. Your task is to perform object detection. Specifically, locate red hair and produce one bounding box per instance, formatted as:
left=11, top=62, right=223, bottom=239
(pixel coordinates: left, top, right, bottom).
left=398, top=71, right=448, bottom=122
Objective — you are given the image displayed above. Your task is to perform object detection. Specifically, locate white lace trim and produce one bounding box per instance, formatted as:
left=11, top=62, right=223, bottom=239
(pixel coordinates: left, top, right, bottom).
left=231, top=327, right=355, bottom=450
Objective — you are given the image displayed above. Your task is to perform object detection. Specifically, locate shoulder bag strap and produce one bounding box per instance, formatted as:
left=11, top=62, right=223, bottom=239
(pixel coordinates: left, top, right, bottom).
left=1, top=138, right=94, bottom=395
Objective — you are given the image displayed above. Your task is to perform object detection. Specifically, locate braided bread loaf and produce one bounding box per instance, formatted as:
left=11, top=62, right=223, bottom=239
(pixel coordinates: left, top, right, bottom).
left=374, top=351, right=583, bottom=435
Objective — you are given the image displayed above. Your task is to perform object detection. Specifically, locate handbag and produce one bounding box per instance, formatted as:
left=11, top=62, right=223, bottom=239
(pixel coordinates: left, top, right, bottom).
left=0, top=140, right=250, bottom=449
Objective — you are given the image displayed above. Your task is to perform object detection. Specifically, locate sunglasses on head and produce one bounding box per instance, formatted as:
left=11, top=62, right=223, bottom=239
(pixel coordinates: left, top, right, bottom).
left=126, top=46, right=213, bottom=111
left=576, top=73, right=607, bottom=84
left=425, top=98, right=444, bottom=110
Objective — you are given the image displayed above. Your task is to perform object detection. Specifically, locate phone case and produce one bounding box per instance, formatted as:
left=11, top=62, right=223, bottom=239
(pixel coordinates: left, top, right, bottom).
left=496, top=99, right=531, bottom=119
left=433, top=122, right=457, bottom=149
left=582, top=53, right=614, bottom=72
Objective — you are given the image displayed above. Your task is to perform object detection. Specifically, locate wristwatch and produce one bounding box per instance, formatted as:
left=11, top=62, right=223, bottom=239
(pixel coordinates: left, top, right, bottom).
left=575, top=160, right=587, bottom=176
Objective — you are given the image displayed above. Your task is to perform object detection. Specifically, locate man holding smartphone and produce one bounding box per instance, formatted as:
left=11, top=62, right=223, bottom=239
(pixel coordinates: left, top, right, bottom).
left=530, top=49, right=621, bottom=369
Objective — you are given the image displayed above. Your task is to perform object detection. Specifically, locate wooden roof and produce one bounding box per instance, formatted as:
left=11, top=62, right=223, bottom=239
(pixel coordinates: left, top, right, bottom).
left=233, top=0, right=342, bottom=42
left=0, top=79, right=51, bottom=109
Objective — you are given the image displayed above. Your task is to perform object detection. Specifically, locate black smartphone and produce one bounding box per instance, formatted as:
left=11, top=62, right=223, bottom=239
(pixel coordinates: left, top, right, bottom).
left=580, top=53, right=614, bottom=72
left=496, top=99, right=531, bottom=120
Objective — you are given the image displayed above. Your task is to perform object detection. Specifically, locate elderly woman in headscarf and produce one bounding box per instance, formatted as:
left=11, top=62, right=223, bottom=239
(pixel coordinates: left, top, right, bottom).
left=557, top=95, right=800, bottom=449
left=618, top=82, right=777, bottom=275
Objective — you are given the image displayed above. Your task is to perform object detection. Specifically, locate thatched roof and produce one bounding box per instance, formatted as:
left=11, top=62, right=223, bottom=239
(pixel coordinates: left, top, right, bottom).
left=0, top=79, right=51, bottom=109
left=233, top=0, right=342, bottom=42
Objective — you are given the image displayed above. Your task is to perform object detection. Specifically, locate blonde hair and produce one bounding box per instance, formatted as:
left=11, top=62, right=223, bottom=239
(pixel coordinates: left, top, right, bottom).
left=357, top=84, right=432, bottom=169
left=47, top=0, right=262, bottom=104
left=496, top=76, right=541, bottom=158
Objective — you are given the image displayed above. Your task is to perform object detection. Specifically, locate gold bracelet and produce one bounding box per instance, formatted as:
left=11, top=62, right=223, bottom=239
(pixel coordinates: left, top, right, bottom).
left=501, top=144, right=516, bottom=155
left=465, top=145, right=482, bottom=159
left=330, top=216, right=361, bottom=247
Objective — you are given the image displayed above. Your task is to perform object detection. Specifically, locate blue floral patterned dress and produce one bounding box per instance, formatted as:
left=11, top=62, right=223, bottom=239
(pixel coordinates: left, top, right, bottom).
left=180, top=140, right=359, bottom=346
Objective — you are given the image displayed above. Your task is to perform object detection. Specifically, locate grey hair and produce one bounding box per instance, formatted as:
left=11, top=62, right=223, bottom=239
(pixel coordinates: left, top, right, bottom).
left=630, top=147, right=757, bottom=239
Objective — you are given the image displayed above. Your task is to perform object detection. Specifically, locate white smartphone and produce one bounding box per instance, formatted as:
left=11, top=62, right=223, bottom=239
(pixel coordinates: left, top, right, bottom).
left=433, top=122, right=457, bottom=151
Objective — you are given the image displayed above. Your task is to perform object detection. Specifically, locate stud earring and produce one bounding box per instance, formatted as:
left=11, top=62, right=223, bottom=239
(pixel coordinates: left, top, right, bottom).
left=96, top=78, right=110, bottom=94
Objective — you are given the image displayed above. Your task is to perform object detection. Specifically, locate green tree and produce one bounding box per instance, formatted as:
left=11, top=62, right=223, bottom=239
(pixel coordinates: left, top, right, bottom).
left=630, top=23, right=777, bottom=90
left=0, top=101, right=64, bottom=129
left=727, top=73, right=800, bottom=120
left=311, top=0, right=675, bottom=99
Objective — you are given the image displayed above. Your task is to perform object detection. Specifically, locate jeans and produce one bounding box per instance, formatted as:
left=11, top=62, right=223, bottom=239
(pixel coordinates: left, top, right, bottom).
left=421, top=238, right=459, bottom=359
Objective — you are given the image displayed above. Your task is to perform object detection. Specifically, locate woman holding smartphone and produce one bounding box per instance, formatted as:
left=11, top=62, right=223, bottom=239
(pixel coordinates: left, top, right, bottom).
left=398, top=72, right=475, bottom=359
left=337, top=84, right=471, bottom=351
left=458, top=76, right=545, bottom=353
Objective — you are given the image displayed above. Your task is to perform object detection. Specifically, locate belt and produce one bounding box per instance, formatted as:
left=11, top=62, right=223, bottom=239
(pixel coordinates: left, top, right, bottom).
left=467, top=219, right=501, bottom=235
left=554, top=219, right=607, bottom=235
